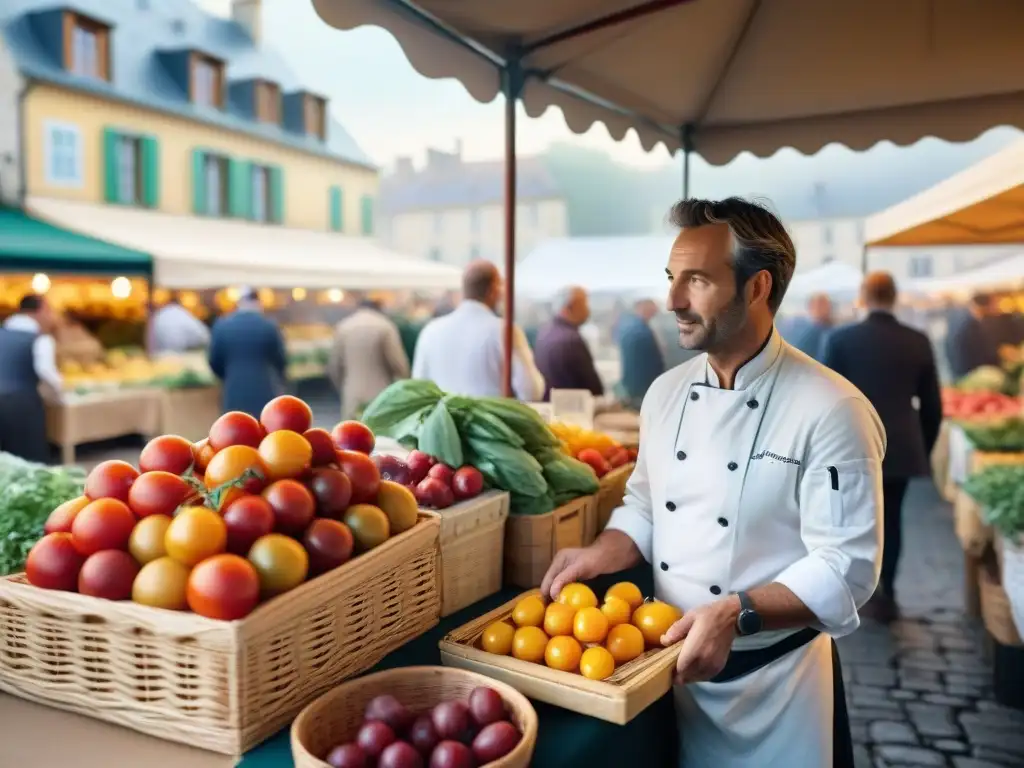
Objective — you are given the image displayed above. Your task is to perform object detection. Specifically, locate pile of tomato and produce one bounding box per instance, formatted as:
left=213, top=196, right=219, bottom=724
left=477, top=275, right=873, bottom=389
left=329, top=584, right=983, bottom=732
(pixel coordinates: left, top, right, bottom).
left=479, top=582, right=682, bottom=681
left=24, top=396, right=422, bottom=621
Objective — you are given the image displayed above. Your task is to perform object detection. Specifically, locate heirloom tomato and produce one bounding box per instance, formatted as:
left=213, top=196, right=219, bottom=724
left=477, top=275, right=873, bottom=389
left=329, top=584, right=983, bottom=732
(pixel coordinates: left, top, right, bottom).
left=186, top=554, right=260, bottom=620
left=84, top=460, right=139, bottom=503
left=44, top=496, right=89, bottom=534
left=260, top=395, right=312, bottom=434
left=128, top=514, right=172, bottom=564
left=204, top=445, right=267, bottom=495
left=132, top=556, right=190, bottom=610
left=208, top=411, right=264, bottom=451
left=128, top=471, right=191, bottom=518
left=25, top=532, right=85, bottom=591
left=164, top=507, right=227, bottom=567
left=71, top=498, right=137, bottom=556
left=261, top=479, right=316, bottom=536
left=138, top=435, right=194, bottom=475
left=258, top=430, right=312, bottom=481
left=248, top=533, right=309, bottom=597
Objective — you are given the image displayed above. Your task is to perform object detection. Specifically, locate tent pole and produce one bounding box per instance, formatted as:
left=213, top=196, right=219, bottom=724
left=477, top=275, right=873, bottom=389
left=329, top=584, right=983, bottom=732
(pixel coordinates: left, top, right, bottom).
left=860, top=244, right=868, bottom=274
left=501, top=59, right=524, bottom=398
left=681, top=124, right=694, bottom=199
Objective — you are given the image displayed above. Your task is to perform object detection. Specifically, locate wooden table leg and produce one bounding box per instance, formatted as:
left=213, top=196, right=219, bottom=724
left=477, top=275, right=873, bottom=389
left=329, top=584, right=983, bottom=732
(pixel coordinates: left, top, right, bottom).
left=964, top=551, right=982, bottom=619
left=62, top=442, right=75, bottom=466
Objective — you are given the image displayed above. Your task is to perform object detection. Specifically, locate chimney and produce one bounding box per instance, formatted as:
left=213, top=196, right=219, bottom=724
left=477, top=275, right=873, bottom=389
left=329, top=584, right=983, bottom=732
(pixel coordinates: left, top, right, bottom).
left=232, top=0, right=261, bottom=45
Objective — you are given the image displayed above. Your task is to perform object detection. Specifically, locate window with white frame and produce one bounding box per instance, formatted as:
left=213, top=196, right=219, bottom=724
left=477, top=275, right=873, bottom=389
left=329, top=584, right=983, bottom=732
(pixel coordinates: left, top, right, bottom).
left=44, top=122, right=83, bottom=187
left=203, top=154, right=229, bottom=216
left=192, top=56, right=222, bottom=108
left=909, top=254, right=933, bottom=278
left=71, top=24, right=99, bottom=78
left=115, top=135, right=142, bottom=205
left=251, top=165, right=271, bottom=222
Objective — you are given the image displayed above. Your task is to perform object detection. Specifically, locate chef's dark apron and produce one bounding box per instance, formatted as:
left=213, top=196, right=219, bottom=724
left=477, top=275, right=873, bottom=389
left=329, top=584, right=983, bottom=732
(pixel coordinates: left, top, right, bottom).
left=709, top=628, right=854, bottom=768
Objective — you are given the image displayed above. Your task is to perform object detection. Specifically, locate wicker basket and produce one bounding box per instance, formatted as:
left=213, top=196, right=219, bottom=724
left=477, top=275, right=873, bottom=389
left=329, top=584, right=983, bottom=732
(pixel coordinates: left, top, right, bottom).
left=0, top=514, right=441, bottom=756
left=432, top=491, right=511, bottom=617
left=504, top=494, right=593, bottom=589
left=440, top=590, right=681, bottom=724
left=291, top=666, right=537, bottom=768
left=592, top=464, right=635, bottom=541
left=954, top=489, right=993, bottom=558
left=979, top=561, right=1024, bottom=647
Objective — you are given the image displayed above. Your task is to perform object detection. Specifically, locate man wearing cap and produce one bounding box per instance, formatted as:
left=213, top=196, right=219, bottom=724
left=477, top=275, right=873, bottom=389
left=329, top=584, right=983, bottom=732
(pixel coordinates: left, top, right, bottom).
left=208, top=288, right=288, bottom=417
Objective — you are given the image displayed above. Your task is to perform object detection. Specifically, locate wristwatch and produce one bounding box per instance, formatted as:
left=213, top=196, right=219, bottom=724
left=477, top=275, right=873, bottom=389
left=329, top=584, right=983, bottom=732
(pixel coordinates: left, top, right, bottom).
left=735, top=591, right=763, bottom=636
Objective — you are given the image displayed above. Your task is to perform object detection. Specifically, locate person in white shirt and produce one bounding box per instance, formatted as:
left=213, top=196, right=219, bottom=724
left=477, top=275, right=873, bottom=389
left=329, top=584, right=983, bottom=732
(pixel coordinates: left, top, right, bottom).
left=541, top=197, right=884, bottom=768
left=1, top=294, right=62, bottom=462
left=413, top=260, right=544, bottom=400
left=150, top=295, right=211, bottom=355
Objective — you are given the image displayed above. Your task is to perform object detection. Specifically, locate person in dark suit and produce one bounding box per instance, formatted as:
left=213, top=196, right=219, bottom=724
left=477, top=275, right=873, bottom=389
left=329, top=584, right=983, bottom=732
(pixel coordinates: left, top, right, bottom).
left=208, top=288, right=288, bottom=417
left=533, top=286, right=604, bottom=400
left=944, top=294, right=1000, bottom=379
left=615, top=299, right=665, bottom=409
left=822, top=272, right=943, bottom=621
left=785, top=293, right=834, bottom=362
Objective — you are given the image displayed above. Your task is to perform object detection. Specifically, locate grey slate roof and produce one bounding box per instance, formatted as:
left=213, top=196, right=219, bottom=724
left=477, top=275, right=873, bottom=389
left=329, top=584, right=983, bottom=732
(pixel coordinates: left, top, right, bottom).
left=378, top=156, right=562, bottom=215
left=0, top=0, right=374, bottom=168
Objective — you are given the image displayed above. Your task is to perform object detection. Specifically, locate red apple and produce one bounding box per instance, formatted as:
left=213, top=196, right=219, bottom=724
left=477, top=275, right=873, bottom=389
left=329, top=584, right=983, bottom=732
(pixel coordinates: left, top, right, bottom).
left=331, top=421, right=375, bottom=454
left=427, top=463, right=454, bottom=487
left=406, top=451, right=436, bottom=485
left=452, top=467, right=484, bottom=500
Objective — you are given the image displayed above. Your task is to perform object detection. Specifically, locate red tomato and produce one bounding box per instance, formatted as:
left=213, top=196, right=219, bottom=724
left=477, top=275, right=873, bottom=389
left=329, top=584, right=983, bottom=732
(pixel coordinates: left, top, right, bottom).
left=186, top=554, right=261, bottom=620
left=192, top=438, right=216, bottom=473
left=128, top=471, right=192, bottom=518
left=336, top=450, right=381, bottom=504
left=303, top=428, right=337, bottom=466
left=303, top=518, right=354, bottom=575
left=222, top=495, right=276, bottom=555
left=260, top=395, right=312, bottom=434
left=84, top=460, right=140, bottom=503
left=78, top=550, right=140, bottom=600
left=208, top=411, right=265, bottom=451
left=44, top=496, right=90, bottom=534
left=258, top=430, right=313, bottom=481
left=138, top=435, right=194, bottom=475
left=25, top=533, right=86, bottom=591
left=308, top=467, right=353, bottom=518
left=331, top=421, right=375, bottom=454
left=71, top=498, right=137, bottom=556
left=261, top=479, right=316, bottom=536
left=204, top=445, right=267, bottom=495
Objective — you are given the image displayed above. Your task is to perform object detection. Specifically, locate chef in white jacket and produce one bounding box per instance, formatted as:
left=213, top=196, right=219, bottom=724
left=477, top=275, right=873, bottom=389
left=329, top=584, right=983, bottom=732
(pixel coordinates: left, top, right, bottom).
left=542, top=197, right=885, bottom=768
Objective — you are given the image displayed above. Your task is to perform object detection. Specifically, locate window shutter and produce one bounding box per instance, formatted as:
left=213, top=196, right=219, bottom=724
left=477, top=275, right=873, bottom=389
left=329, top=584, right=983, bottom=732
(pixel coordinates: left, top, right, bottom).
left=330, top=186, right=342, bottom=231
left=140, top=136, right=159, bottom=208
left=192, top=149, right=207, bottom=215
left=228, top=158, right=251, bottom=218
left=269, top=165, right=284, bottom=223
left=103, top=127, right=119, bottom=203
left=360, top=194, right=374, bottom=236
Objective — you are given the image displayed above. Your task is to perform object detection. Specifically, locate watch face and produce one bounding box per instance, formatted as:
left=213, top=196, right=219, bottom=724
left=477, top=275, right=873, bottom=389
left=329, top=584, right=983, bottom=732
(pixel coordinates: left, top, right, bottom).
left=738, top=609, right=762, bottom=636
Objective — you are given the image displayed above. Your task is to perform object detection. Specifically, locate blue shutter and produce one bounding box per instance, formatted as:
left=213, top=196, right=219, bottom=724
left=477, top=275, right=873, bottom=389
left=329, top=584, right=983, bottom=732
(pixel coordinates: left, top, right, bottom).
left=269, top=165, right=284, bottom=224
left=140, top=136, right=159, bottom=208
left=103, top=128, right=119, bottom=203
left=192, top=149, right=207, bottom=215
left=228, top=159, right=251, bottom=219
left=360, top=194, right=374, bottom=236
left=329, top=185, right=342, bottom=231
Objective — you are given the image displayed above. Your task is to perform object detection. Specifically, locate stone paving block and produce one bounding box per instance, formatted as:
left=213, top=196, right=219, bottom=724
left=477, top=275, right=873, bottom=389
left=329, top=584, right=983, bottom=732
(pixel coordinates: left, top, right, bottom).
left=921, top=693, right=975, bottom=708
left=953, top=758, right=1018, bottom=768
left=962, top=724, right=1024, bottom=755
left=856, top=665, right=899, bottom=687
left=930, top=739, right=970, bottom=754
left=869, top=720, right=918, bottom=745
left=875, top=745, right=947, bottom=765
left=906, top=702, right=963, bottom=738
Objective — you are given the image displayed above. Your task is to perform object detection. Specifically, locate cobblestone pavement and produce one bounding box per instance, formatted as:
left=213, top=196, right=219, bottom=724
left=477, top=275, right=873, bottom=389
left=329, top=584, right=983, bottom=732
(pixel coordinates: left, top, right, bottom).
left=840, top=480, right=1024, bottom=767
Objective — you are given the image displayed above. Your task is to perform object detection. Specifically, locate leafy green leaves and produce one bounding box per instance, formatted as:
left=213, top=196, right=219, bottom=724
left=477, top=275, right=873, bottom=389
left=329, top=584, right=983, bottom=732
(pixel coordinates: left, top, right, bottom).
left=964, top=464, right=1024, bottom=539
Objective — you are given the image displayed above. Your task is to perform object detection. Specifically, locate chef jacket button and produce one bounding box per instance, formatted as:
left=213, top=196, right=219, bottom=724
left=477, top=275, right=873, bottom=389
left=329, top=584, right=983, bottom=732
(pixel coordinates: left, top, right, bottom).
left=709, top=585, right=722, bottom=595
left=747, top=399, right=759, bottom=409
left=660, top=562, right=669, bottom=571
left=727, top=461, right=738, bottom=471
left=717, top=517, right=728, bottom=527
left=665, top=501, right=676, bottom=511
left=690, top=391, right=699, bottom=401
left=676, top=450, right=686, bottom=460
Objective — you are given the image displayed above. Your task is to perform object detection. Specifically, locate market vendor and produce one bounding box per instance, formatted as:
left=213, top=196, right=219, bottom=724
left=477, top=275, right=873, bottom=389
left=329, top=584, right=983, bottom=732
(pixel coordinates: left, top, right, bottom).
left=542, top=197, right=884, bottom=768
left=0, top=294, right=62, bottom=462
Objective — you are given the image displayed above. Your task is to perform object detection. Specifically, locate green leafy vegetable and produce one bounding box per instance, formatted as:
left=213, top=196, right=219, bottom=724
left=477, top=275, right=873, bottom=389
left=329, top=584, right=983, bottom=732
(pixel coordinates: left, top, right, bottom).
left=418, top=400, right=464, bottom=468
left=961, top=418, right=1024, bottom=453
left=963, top=464, right=1024, bottom=539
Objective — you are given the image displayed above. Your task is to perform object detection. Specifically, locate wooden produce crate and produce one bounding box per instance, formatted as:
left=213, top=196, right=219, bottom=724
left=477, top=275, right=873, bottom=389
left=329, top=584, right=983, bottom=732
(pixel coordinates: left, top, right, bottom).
left=504, top=495, right=594, bottom=589
left=970, top=450, right=1024, bottom=474
left=954, top=488, right=993, bottom=558
left=430, top=491, right=511, bottom=618
left=0, top=515, right=441, bottom=757
left=439, top=590, right=681, bottom=725
left=592, top=464, right=635, bottom=541
left=979, top=561, right=1024, bottom=647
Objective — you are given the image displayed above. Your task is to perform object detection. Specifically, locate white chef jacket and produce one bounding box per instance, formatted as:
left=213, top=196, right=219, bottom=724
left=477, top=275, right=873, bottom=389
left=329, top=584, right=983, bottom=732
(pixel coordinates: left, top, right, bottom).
left=412, top=300, right=545, bottom=401
left=606, top=328, right=885, bottom=767
left=150, top=303, right=211, bottom=354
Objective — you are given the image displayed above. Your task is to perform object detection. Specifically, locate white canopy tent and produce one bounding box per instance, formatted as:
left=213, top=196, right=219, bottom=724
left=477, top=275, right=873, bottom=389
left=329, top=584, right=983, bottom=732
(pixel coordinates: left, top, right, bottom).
left=782, top=262, right=864, bottom=309
left=864, top=139, right=1024, bottom=248
left=27, top=197, right=461, bottom=290
left=516, top=236, right=674, bottom=301
left=905, top=253, right=1024, bottom=297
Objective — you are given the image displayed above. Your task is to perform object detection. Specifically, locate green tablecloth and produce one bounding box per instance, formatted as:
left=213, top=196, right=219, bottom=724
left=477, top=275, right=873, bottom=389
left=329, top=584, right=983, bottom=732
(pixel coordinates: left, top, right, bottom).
left=238, top=566, right=678, bottom=767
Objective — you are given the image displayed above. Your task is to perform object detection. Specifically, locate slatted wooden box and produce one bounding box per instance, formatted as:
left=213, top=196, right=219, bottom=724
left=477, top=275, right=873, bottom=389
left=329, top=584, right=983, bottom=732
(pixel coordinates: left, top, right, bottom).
left=503, top=495, right=594, bottom=589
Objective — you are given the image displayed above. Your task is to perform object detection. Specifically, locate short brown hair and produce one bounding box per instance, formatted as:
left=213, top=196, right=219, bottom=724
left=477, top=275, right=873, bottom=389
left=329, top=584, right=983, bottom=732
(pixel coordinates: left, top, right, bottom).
left=668, top=197, right=796, bottom=313
left=862, top=272, right=898, bottom=306
left=462, top=260, right=498, bottom=302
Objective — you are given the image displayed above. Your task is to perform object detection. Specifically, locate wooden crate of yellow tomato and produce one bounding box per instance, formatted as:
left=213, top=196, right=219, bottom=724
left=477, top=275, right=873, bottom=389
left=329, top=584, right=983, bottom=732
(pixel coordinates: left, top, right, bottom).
left=549, top=422, right=637, bottom=543
left=440, top=580, right=683, bottom=724
left=0, top=396, right=442, bottom=756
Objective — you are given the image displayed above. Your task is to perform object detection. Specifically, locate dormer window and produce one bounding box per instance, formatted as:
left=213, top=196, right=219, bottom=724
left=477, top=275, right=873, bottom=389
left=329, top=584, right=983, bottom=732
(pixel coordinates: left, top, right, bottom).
left=63, top=12, right=110, bottom=81
left=191, top=53, right=224, bottom=108
left=255, top=81, right=281, bottom=124
left=303, top=95, right=325, bottom=139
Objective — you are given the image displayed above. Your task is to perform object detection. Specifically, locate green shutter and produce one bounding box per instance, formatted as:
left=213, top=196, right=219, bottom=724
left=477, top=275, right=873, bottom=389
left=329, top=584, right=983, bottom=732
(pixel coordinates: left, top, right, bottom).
left=140, top=136, right=159, bottom=208
left=228, top=159, right=251, bottom=219
left=329, top=185, right=342, bottom=231
left=192, top=149, right=207, bottom=215
left=269, top=165, right=284, bottom=223
left=103, top=128, right=119, bottom=203
left=360, top=194, right=374, bottom=235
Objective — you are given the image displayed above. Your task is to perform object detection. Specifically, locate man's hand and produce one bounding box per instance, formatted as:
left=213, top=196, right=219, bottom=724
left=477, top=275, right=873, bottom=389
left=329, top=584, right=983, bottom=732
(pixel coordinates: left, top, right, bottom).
left=540, top=546, right=606, bottom=602
left=662, top=596, right=740, bottom=685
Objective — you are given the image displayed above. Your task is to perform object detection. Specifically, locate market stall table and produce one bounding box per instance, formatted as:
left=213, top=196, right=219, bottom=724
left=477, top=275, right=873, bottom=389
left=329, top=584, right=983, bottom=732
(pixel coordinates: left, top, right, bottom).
left=159, top=385, right=221, bottom=442
left=0, top=567, right=676, bottom=767
left=46, top=389, right=163, bottom=465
